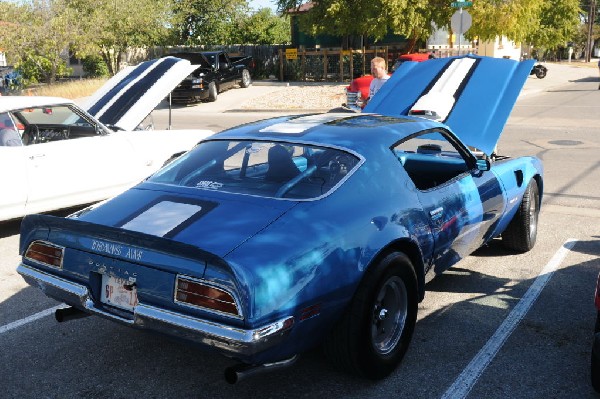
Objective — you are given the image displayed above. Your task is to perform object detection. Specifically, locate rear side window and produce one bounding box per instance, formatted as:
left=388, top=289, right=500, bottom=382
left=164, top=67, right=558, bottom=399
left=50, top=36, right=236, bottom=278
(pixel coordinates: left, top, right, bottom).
left=150, top=140, right=361, bottom=200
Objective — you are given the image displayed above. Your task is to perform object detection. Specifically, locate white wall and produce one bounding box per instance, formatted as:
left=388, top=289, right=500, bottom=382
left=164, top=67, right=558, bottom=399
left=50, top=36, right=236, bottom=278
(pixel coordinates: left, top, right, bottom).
left=478, top=37, right=522, bottom=59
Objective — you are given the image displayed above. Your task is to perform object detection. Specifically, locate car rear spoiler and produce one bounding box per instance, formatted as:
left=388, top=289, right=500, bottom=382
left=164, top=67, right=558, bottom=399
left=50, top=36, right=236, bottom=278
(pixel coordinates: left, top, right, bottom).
left=19, top=214, right=228, bottom=273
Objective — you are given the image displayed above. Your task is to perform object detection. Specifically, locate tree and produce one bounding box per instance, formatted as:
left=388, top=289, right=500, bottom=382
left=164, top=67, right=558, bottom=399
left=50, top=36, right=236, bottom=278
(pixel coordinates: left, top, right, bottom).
left=0, top=0, right=79, bottom=83
left=466, top=0, right=543, bottom=43
left=281, top=0, right=453, bottom=49
left=525, top=0, right=581, bottom=54
left=171, top=0, right=249, bottom=45
left=233, top=8, right=290, bottom=44
left=67, top=0, right=173, bottom=75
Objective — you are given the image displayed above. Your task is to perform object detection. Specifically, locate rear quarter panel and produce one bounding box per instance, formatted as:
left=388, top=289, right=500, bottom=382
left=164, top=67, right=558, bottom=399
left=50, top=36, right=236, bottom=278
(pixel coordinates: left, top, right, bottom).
left=222, top=145, right=434, bottom=353
left=489, top=156, right=543, bottom=236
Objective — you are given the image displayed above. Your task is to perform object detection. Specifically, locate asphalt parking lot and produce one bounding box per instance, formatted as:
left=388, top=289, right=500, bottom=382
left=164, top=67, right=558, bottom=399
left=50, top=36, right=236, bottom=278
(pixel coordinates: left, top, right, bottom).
left=2, top=60, right=600, bottom=398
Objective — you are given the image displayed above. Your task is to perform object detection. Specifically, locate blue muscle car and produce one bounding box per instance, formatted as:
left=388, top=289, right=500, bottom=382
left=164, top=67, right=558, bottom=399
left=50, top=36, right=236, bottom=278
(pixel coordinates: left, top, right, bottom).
left=17, top=55, right=542, bottom=383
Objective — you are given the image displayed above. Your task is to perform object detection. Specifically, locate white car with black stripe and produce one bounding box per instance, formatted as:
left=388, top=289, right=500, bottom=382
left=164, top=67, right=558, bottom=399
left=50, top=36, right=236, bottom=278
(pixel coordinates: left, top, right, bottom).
left=0, top=57, right=214, bottom=222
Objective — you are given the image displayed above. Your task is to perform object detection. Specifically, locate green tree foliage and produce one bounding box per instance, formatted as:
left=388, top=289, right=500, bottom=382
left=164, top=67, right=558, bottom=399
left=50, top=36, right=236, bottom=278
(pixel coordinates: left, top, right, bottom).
left=0, top=0, right=77, bottom=83
left=171, top=0, right=249, bottom=45
left=467, top=0, right=543, bottom=43
left=282, top=0, right=453, bottom=47
left=67, top=0, right=173, bottom=75
left=82, top=55, right=110, bottom=78
left=233, top=8, right=290, bottom=44
left=280, top=0, right=583, bottom=53
left=525, top=0, right=581, bottom=52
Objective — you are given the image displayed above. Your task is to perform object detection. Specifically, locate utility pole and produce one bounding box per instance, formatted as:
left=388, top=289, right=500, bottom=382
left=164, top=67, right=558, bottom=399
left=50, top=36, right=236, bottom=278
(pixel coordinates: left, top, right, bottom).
left=586, top=0, right=597, bottom=62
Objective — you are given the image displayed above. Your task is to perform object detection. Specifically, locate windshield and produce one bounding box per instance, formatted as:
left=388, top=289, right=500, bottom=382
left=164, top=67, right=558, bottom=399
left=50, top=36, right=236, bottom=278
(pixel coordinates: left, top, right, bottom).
left=14, top=105, right=94, bottom=126
left=149, top=140, right=361, bottom=200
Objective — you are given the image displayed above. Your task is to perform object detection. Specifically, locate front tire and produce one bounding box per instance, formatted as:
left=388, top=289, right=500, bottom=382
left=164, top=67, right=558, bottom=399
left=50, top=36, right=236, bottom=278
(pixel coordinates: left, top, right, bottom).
left=502, top=179, right=540, bottom=252
left=208, top=82, right=218, bottom=102
left=324, top=252, right=418, bottom=379
left=240, top=69, right=251, bottom=88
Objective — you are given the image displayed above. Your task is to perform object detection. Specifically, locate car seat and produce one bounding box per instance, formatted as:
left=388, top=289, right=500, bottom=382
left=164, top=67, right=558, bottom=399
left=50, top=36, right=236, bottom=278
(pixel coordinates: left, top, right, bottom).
left=265, top=144, right=300, bottom=182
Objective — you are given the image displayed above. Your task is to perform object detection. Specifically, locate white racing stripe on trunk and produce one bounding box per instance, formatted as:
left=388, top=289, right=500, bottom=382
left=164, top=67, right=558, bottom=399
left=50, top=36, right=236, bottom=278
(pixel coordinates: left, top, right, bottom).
left=440, top=238, right=578, bottom=399
left=259, top=113, right=355, bottom=134
left=121, top=201, right=202, bottom=237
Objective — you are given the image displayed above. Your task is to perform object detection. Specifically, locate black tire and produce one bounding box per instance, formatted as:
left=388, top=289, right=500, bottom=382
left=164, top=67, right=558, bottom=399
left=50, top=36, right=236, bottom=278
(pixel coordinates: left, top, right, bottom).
left=208, top=82, right=218, bottom=102
left=502, top=179, right=540, bottom=252
left=323, top=252, right=418, bottom=379
left=535, top=67, right=547, bottom=79
left=240, top=69, right=251, bottom=88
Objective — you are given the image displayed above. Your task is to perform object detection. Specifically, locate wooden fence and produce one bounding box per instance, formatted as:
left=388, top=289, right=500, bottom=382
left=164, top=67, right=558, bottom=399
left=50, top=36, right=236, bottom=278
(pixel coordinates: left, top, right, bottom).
left=278, top=47, right=391, bottom=82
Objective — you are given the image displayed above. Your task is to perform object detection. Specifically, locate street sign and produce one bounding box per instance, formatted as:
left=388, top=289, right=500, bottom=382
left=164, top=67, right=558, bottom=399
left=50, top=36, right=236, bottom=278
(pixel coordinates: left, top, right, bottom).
left=451, top=9, right=472, bottom=35
left=285, top=48, right=298, bottom=60
left=451, top=1, right=473, bottom=7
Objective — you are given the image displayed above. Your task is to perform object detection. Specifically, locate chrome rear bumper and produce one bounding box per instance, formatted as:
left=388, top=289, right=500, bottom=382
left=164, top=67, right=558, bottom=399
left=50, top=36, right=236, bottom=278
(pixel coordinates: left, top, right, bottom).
left=17, top=263, right=293, bottom=358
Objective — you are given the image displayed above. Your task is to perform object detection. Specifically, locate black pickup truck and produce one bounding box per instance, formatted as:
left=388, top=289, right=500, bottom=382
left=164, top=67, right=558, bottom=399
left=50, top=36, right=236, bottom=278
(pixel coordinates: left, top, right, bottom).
left=169, top=51, right=254, bottom=103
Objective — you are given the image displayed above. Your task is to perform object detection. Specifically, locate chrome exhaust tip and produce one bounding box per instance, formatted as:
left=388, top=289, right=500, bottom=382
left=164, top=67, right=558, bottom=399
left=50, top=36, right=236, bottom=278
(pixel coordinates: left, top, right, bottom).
left=55, top=306, right=89, bottom=323
left=224, top=355, right=297, bottom=384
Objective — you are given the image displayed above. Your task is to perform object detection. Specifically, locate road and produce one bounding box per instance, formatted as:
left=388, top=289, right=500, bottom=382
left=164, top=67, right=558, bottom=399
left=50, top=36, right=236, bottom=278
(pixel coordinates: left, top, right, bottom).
left=1, top=72, right=599, bottom=398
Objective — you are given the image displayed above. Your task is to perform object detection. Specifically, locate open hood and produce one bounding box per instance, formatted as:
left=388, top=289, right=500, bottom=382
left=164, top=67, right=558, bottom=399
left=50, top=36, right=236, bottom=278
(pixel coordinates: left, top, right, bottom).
left=84, top=56, right=198, bottom=131
left=364, top=55, right=534, bottom=155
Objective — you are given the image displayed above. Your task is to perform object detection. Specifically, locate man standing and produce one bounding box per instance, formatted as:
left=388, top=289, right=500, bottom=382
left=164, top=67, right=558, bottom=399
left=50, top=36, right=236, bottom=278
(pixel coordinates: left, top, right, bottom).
left=367, top=57, right=390, bottom=104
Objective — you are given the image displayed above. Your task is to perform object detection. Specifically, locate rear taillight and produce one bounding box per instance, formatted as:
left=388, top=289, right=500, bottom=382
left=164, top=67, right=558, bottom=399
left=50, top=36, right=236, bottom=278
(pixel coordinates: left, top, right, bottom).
left=24, top=241, right=64, bottom=269
left=175, top=276, right=240, bottom=317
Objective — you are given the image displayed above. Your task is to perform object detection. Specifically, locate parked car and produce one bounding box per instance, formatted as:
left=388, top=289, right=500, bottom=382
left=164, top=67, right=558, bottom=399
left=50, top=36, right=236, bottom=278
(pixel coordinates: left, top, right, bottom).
left=17, top=55, right=540, bottom=383
left=344, top=53, right=431, bottom=111
left=168, top=51, right=254, bottom=103
left=0, top=56, right=214, bottom=222
left=592, top=273, right=600, bottom=391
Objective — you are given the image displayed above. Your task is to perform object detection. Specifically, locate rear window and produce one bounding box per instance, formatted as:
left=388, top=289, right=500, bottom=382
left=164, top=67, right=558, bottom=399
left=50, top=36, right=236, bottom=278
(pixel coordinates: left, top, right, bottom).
left=149, top=140, right=361, bottom=200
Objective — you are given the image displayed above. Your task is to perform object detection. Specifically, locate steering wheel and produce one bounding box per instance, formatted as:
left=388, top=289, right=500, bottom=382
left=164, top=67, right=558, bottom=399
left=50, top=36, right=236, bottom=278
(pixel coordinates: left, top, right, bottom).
left=22, top=124, right=40, bottom=145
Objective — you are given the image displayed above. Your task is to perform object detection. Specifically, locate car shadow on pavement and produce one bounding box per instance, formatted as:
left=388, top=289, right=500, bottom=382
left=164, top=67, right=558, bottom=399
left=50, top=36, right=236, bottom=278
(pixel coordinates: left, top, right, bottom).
left=0, top=219, right=21, bottom=238
left=569, top=77, right=600, bottom=83
left=0, top=205, right=89, bottom=239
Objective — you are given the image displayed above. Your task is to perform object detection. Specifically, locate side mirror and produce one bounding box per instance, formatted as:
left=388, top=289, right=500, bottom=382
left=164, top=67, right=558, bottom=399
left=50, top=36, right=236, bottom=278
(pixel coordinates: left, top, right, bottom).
left=476, top=158, right=491, bottom=171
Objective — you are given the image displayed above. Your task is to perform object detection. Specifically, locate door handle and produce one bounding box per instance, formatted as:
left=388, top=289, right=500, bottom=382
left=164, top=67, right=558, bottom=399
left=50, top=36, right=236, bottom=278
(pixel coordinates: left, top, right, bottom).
left=29, top=154, right=46, bottom=160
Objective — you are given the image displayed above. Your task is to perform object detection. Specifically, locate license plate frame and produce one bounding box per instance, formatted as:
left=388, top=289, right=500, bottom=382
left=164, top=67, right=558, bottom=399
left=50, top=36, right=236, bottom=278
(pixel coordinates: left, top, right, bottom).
left=100, top=274, right=138, bottom=311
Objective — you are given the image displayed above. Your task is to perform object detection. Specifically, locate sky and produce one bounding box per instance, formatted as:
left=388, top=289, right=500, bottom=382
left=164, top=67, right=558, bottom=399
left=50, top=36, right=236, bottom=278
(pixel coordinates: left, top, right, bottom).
left=248, top=0, right=278, bottom=12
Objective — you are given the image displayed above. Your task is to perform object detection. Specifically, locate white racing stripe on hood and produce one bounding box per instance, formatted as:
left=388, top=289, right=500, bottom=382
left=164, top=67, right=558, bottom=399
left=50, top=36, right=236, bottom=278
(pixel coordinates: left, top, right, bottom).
left=121, top=201, right=202, bottom=237
left=85, top=57, right=198, bottom=131
left=409, top=57, right=477, bottom=121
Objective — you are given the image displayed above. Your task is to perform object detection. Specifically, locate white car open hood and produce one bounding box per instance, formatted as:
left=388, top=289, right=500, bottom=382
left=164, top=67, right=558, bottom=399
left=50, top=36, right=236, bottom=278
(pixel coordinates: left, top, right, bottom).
left=364, top=55, right=535, bottom=155
left=84, top=57, right=197, bottom=131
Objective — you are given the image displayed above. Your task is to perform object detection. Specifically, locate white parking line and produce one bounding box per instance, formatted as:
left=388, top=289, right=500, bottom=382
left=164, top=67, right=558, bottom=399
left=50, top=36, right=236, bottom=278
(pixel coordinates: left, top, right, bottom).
left=441, top=238, right=578, bottom=399
left=0, top=304, right=65, bottom=335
